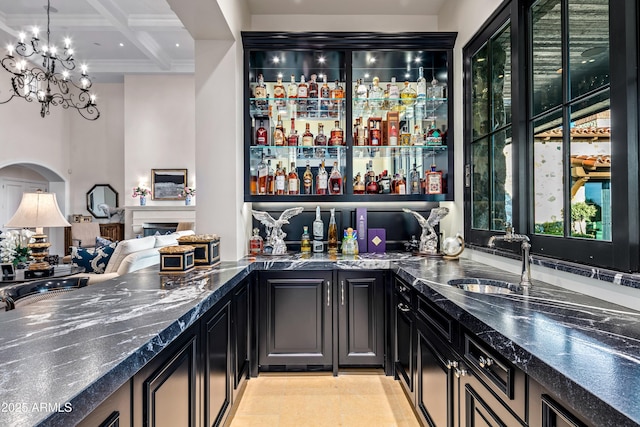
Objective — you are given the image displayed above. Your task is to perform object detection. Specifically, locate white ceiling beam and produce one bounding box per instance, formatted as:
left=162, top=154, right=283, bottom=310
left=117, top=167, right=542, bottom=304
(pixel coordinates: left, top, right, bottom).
left=86, top=0, right=171, bottom=70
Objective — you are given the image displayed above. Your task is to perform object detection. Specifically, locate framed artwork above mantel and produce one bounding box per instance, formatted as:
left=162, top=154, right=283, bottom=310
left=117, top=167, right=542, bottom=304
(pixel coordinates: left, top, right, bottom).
left=151, top=169, right=187, bottom=200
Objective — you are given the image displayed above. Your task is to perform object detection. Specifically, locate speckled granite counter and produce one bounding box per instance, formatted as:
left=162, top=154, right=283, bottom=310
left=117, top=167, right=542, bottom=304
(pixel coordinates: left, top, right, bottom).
left=0, top=253, right=639, bottom=426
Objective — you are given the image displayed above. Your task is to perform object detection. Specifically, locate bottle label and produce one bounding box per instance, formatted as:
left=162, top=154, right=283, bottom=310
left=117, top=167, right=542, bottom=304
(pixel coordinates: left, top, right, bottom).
left=255, top=87, right=267, bottom=98
left=302, top=136, right=313, bottom=146
left=273, top=130, right=284, bottom=145
left=318, top=176, right=328, bottom=189
left=298, top=87, right=308, bottom=98
left=276, top=175, right=285, bottom=190
left=330, top=130, right=344, bottom=146
left=274, top=86, right=285, bottom=97
left=288, top=179, right=298, bottom=192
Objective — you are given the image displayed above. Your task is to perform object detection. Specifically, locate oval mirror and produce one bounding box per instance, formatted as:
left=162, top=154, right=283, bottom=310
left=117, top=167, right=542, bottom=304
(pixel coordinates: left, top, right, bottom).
left=87, top=184, right=119, bottom=218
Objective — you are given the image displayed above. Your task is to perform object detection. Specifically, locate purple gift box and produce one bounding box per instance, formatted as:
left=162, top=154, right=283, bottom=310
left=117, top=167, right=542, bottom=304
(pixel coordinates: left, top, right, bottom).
left=368, top=228, right=386, bottom=253
left=356, top=208, right=368, bottom=253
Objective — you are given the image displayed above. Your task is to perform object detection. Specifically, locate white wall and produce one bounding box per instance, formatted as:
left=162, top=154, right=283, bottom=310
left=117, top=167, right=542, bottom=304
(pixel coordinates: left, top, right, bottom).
left=123, top=75, right=196, bottom=208
left=250, top=15, right=438, bottom=32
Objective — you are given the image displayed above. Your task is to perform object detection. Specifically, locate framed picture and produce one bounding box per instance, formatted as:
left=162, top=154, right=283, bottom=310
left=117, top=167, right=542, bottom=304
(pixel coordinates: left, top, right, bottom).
left=152, top=169, right=187, bottom=200
left=1, top=263, right=15, bottom=279
left=72, top=214, right=83, bottom=223
left=82, top=215, right=93, bottom=223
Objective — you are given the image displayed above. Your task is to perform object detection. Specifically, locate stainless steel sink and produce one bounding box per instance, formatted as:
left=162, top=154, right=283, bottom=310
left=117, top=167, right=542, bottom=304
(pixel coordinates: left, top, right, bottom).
left=447, top=278, right=518, bottom=295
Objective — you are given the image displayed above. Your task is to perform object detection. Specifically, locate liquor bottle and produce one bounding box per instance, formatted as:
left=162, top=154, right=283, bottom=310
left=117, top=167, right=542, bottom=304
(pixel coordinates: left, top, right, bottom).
left=378, top=170, right=391, bottom=194
left=426, top=122, right=442, bottom=145
left=266, top=159, right=275, bottom=195
left=365, top=162, right=379, bottom=194
left=369, top=121, right=381, bottom=146
left=330, top=80, right=344, bottom=118
left=297, top=75, right=308, bottom=117
left=410, top=124, right=422, bottom=146
left=320, top=74, right=331, bottom=117
left=257, top=153, right=269, bottom=195
left=330, top=120, right=344, bottom=146
left=302, top=122, right=314, bottom=146
left=354, top=78, right=368, bottom=115
left=388, top=122, right=398, bottom=146
left=300, top=226, right=312, bottom=255
left=329, top=161, right=343, bottom=195
left=400, top=81, right=417, bottom=106
left=327, top=208, right=338, bottom=254
left=357, top=117, right=366, bottom=146
left=369, top=76, right=384, bottom=110
left=425, top=162, right=443, bottom=195
left=428, top=69, right=444, bottom=100
left=316, top=160, right=328, bottom=195
left=288, top=162, right=299, bottom=195
left=303, top=161, right=313, bottom=194
left=315, top=123, right=327, bottom=146
left=273, top=114, right=285, bottom=146
left=383, top=84, right=390, bottom=110
left=275, top=162, right=286, bottom=195
left=417, top=67, right=427, bottom=102
left=249, top=228, right=264, bottom=255
left=353, top=118, right=360, bottom=145
left=273, top=75, right=286, bottom=109
left=255, top=117, right=268, bottom=146
left=287, top=74, right=298, bottom=117
left=254, top=73, right=267, bottom=111
left=313, top=206, right=324, bottom=253
left=353, top=172, right=365, bottom=194
left=410, top=163, right=421, bottom=194
left=396, top=170, right=406, bottom=194
left=388, top=77, right=400, bottom=107
left=288, top=118, right=299, bottom=146
left=308, top=73, right=319, bottom=117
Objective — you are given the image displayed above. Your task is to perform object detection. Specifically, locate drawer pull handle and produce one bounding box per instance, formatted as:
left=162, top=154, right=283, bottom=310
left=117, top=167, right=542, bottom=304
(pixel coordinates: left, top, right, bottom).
left=454, top=367, right=467, bottom=378
left=446, top=360, right=458, bottom=370
left=479, top=356, right=494, bottom=368
left=327, top=281, right=330, bottom=307
left=398, top=303, right=411, bottom=312
left=341, top=281, right=345, bottom=306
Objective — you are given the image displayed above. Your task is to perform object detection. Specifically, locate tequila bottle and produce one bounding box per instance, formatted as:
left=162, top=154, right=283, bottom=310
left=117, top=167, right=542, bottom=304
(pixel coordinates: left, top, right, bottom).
left=329, top=162, right=343, bottom=195
left=416, top=66, right=426, bottom=122
left=354, top=78, right=368, bottom=115
left=313, top=206, right=324, bottom=253
left=316, top=160, right=328, bottom=195
left=303, top=161, right=313, bottom=195
left=288, top=162, right=299, bottom=195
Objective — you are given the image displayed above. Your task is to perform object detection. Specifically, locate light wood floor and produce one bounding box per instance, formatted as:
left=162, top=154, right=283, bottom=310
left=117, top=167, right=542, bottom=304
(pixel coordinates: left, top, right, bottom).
left=228, top=372, right=421, bottom=427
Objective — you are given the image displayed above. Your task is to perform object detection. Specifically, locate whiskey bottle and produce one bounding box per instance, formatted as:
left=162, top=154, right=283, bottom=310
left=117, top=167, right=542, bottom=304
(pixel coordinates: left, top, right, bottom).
left=353, top=172, right=365, bottom=194
left=300, top=226, right=312, bottom=255
left=288, top=162, right=299, bottom=195
left=316, top=160, right=328, bottom=195
left=329, top=162, right=343, bottom=195
left=297, top=75, right=308, bottom=117
left=266, top=159, right=275, bottom=195
left=254, top=73, right=268, bottom=111
left=303, top=161, right=314, bottom=195
left=249, top=228, right=264, bottom=255
left=273, top=114, right=285, bottom=146
left=378, top=170, right=391, bottom=194
left=255, top=117, right=268, bottom=146
left=308, top=73, right=319, bottom=117
left=288, top=118, right=299, bottom=146
left=257, top=153, right=269, bottom=195
left=275, top=162, right=286, bottom=195
left=365, top=162, right=379, bottom=194
left=315, top=123, right=327, bottom=146
left=273, top=75, right=286, bottom=109
left=302, top=122, right=314, bottom=147
left=329, top=120, right=344, bottom=146
left=330, top=80, right=344, bottom=118
left=320, top=74, right=331, bottom=117
left=327, top=208, right=338, bottom=254
left=287, top=74, right=298, bottom=117
left=396, top=170, right=406, bottom=194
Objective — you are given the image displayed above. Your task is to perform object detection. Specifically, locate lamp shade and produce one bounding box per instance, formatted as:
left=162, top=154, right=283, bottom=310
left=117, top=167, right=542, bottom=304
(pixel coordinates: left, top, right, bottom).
left=5, top=192, right=71, bottom=229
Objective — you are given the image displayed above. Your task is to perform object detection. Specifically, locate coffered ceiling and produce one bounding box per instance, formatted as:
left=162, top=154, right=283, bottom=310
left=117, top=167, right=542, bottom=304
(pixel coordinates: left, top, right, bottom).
left=0, top=0, right=448, bottom=83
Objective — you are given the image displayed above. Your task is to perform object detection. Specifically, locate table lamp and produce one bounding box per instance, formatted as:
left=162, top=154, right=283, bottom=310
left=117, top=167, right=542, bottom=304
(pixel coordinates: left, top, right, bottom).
left=5, top=191, right=71, bottom=272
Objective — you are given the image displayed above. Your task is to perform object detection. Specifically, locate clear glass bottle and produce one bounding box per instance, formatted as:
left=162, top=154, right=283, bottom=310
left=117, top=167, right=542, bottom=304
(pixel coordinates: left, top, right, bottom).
left=249, top=228, right=264, bottom=255
left=369, top=121, right=381, bottom=146
left=316, top=160, right=328, bottom=195
left=303, top=161, right=313, bottom=195
left=288, top=162, right=299, bottom=195
left=388, top=77, right=400, bottom=107
left=300, top=226, right=311, bottom=255
left=327, top=208, right=338, bottom=254
left=388, top=121, right=398, bottom=146
left=410, top=163, right=421, bottom=194
left=400, top=81, right=417, bottom=106
left=313, top=206, right=324, bottom=253
left=396, top=170, right=406, bottom=194
left=417, top=67, right=427, bottom=102
left=329, top=161, right=343, bottom=195
left=288, top=118, right=299, bottom=146
left=369, top=76, right=384, bottom=110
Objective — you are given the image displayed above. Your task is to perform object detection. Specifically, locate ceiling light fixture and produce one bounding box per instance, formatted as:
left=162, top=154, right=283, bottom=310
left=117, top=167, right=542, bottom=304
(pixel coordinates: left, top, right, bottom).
left=0, top=0, right=99, bottom=120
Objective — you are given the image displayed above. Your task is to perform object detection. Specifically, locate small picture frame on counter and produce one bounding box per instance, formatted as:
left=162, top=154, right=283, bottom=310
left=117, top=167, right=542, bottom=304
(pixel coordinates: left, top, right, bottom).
left=1, top=263, right=15, bottom=279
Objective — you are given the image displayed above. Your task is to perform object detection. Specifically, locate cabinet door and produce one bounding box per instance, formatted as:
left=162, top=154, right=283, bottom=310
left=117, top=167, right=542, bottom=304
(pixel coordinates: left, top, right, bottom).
left=458, top=366, right=524, bottom=427
left=395, top=294, right=415, bottom=398
left=232, top=280, right=249, bottom=396
left=77, top=380, right=131, bottom=427
left=259, top=271, right=333, bottom=368
left=133, top=331, right=198, bottom=427
left=416, top=319, right=455, bottom=427
left=203, top=301, right=232, bottom=427
left=337, top=271, right=385, bottom=367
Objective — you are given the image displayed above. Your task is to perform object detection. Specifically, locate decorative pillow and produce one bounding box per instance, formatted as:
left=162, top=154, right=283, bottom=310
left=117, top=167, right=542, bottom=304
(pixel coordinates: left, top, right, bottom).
left=71, top=241, right=118, bottom=274
left=95, top=236, right=113, bottom=247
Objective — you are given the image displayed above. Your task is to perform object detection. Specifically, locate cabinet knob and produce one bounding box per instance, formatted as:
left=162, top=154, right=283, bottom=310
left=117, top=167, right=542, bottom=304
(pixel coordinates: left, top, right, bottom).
left=454, top=367, right=467, bottom=378
left=397, top=303, right=411, bottom=312
left=479, top=356, right=494, bottom=368
left=446, top=360, right=458, bottom=370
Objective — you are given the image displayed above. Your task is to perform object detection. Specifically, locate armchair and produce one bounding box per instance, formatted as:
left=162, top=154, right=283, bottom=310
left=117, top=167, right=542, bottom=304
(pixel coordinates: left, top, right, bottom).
left=69, top=222, right=102, bottom=249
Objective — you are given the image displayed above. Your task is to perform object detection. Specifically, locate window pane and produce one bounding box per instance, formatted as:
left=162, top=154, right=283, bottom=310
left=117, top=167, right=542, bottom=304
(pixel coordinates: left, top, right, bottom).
left=472, top=137, right=490, bottom=230
left=492, top=128, right=512, bottom=231
left=568, top=0, right=609, bottom=99
left=492, top=24, right=512, bottom=130
left=531, top=0, right=562, bottom=116
left=570, top=92, right=611, bottom=241
left=533, top=110, right=564, bottom=236
left=472, top=44, right=489, bottom=139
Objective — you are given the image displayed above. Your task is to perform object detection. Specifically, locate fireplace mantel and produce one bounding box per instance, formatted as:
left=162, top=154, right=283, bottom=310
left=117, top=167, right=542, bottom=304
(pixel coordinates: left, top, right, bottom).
left=126, top=206, right=196, bottom=238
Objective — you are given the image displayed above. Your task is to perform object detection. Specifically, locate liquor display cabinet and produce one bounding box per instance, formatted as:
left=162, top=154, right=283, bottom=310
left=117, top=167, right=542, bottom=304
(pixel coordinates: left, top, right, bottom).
left=242, top=32, right=457, bottom=202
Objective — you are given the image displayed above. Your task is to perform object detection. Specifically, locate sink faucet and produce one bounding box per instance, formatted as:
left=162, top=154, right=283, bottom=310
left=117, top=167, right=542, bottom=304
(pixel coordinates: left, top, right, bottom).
left=487, top=223, right=532, bottom=287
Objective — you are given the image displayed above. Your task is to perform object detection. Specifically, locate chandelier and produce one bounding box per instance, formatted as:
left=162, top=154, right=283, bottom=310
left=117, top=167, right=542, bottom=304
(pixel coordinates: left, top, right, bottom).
left=0, top=0, right=99, bottom=120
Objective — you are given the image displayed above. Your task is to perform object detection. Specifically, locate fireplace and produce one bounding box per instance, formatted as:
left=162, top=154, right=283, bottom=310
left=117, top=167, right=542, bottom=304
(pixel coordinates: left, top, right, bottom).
left=143, top=222, right=178, bottom=237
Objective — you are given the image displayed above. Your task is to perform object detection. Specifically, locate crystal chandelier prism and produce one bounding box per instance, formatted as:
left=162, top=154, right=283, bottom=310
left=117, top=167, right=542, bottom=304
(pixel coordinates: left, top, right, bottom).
left=0, top=0, right=99, bottom=120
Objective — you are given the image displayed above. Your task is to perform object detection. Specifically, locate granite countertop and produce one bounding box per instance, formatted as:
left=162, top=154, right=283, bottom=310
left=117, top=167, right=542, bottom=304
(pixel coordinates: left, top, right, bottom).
left=0, top=253, right=638, bottom=426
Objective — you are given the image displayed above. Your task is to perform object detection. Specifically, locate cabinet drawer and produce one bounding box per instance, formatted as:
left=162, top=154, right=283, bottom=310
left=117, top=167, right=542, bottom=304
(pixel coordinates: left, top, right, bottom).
left=417, top=294, right=456, bottom=345
left=463, top=333, right=526, bottom=421
left=394, top=277, right=413, bottom=306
